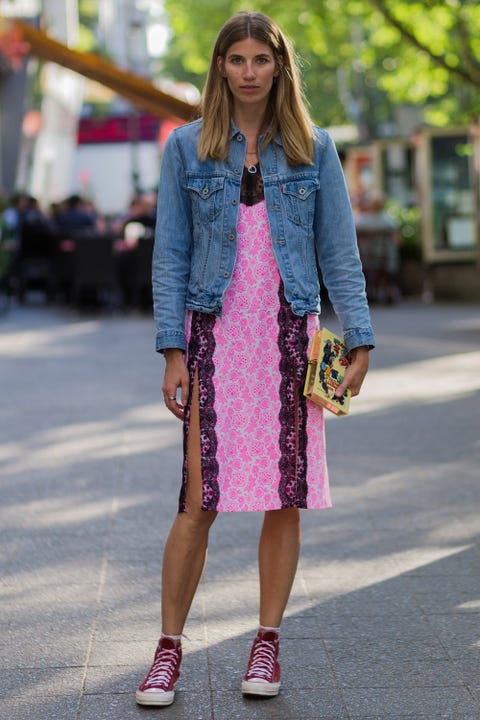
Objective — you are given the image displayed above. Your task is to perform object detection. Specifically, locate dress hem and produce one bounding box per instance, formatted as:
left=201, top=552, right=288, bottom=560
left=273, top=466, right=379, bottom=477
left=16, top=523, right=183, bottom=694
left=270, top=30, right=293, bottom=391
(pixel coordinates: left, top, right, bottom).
left=179, top=501, right=334, bottom=514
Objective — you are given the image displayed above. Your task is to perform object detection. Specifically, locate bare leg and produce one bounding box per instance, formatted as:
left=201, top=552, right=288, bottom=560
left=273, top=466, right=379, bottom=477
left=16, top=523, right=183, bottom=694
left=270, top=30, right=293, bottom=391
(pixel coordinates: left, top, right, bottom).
left=161, top=373, right=217, bottom=636
left=258, top=508, right=301, bottom=628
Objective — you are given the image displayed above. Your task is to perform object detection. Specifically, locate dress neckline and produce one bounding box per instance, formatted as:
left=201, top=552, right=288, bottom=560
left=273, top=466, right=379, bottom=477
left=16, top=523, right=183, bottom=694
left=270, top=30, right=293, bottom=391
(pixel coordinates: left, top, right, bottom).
left=240, top=164, right=264, bottom=206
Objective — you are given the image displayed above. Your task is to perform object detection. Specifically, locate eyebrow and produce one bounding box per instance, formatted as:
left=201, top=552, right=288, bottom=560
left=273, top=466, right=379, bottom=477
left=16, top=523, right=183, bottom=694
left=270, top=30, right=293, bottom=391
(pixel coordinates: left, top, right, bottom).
left=227, top=52, right=272, bottom=60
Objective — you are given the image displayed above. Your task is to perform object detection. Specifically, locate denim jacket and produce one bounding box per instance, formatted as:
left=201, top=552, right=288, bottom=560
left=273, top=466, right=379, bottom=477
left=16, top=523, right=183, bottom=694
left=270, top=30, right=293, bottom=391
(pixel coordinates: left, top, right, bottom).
left=152, top=119, right=375, bottom=352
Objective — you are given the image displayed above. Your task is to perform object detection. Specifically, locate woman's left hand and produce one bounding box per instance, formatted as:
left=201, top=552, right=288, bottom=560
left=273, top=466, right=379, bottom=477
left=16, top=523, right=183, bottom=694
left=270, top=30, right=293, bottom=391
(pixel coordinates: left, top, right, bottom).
left=334, top=345, right=370, bottom=398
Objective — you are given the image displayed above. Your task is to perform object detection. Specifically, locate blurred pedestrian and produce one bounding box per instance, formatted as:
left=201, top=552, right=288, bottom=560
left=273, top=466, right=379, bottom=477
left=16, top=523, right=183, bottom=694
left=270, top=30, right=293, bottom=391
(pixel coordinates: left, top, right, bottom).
left=54, top=194, right=97, bottom=237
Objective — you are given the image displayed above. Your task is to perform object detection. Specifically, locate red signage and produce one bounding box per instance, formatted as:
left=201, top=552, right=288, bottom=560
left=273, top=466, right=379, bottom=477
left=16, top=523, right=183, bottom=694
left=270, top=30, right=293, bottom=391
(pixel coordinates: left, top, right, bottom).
left=78, top=113, right=162, bottom=144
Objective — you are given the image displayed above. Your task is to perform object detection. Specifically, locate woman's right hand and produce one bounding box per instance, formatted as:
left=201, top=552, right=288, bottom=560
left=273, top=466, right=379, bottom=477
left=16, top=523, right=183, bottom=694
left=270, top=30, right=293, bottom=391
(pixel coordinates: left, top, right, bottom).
left=162, top=348, right=189, bottom=420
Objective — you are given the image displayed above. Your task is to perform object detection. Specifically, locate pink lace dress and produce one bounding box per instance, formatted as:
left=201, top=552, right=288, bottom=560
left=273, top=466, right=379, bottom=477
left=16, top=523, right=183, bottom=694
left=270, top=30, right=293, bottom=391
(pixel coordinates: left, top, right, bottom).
left=182, top=166, right=330, bottom=512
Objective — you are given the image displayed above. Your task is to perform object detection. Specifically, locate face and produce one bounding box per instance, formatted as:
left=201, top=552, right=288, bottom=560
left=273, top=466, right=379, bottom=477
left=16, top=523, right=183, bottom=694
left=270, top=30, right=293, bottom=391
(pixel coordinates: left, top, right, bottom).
left=217, top=37, right=279, bottom=110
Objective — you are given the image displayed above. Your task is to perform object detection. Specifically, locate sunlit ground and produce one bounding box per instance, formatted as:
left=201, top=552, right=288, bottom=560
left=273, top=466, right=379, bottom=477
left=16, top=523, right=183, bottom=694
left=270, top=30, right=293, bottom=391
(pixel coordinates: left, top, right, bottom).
left=1, top=303, right=479, bottom=715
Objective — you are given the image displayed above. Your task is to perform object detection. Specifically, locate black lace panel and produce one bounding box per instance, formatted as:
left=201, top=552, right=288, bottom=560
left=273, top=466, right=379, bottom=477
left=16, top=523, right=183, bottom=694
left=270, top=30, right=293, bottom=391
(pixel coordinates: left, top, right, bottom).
left=276, top=282, right=310, bottom=509
left=240, top=165, right=264, bottom=206
left=180, top=312, right=220, bottom=512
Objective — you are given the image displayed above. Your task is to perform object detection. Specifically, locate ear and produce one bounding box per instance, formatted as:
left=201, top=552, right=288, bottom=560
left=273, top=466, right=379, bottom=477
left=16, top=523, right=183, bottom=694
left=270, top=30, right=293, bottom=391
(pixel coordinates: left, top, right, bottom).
left=216, top=55, right=225, bottom=77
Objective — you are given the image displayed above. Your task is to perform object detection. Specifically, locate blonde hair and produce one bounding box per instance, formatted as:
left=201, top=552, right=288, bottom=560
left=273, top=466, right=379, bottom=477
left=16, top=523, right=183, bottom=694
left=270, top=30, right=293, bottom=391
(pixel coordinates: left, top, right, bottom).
left=198, top=11, right=314, bottom=166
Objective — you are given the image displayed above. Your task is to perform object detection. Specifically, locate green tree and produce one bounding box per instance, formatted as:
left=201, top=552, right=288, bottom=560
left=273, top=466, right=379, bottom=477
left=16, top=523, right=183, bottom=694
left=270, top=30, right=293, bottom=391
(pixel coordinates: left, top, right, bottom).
left=364, top=0, right=480, bottom=125
left=159, top=0, right=480, bottom=134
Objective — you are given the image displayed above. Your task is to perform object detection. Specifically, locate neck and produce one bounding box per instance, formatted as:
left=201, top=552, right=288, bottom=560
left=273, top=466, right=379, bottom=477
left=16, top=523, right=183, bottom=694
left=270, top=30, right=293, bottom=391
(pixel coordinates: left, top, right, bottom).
left=232, top=102, right=269, bottom=140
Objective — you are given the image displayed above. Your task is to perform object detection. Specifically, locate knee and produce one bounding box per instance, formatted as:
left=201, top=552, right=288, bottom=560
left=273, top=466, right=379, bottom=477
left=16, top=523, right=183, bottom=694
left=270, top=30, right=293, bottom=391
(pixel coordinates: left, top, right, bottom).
left=180, top=506, right=217, bottom=535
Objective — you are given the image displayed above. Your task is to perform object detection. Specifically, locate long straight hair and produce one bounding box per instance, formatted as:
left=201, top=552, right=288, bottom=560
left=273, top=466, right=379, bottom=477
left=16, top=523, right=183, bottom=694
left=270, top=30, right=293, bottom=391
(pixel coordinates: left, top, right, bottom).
left=198, top=11, right=314, bottom=166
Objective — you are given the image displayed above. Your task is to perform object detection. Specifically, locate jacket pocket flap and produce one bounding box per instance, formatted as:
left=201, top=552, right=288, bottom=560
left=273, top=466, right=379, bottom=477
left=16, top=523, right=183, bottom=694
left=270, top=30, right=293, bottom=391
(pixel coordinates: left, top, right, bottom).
left=281, top=178, right=319, bottom=200
left=187, top=176, right=225, bottom=199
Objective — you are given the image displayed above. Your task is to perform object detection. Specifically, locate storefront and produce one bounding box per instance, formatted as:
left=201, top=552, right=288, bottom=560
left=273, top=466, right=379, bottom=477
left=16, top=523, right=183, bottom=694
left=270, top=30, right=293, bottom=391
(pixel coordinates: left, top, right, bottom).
left=346, top=125, right=480, bottom=301
left=414, top=126, right=480, bottom=300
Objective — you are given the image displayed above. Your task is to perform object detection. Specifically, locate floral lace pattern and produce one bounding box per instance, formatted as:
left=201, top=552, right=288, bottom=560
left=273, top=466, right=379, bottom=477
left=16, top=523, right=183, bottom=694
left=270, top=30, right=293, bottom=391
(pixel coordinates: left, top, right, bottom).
left=183, top=199, right=330, bottom=512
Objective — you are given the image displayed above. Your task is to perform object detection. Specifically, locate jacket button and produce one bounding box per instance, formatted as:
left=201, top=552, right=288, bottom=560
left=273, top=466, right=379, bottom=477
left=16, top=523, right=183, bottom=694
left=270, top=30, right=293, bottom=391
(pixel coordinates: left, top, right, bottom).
left=232, top=199, right=237, bottom=205
left=299, top=187, right=306, bottom=195
left=237, top=135, right=242, bottom=141
left=234, top=168, right=240, bottom=174
left=228, top=233, right=235, bottom=240
left=223, top=271, right=230, bottom=278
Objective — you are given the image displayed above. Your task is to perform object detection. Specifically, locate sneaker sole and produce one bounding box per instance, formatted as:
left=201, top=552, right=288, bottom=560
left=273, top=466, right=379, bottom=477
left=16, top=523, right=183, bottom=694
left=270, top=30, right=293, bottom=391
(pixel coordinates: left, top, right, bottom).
left=135, top=689, right=175, bottom=706
left=241, top=679, right=281, bottom=696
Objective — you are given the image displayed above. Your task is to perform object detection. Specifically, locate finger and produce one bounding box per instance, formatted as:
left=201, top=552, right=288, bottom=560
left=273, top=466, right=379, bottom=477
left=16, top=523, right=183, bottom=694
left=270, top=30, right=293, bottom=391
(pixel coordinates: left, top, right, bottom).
left=181, top=377, right=189, bottom=407
left=164, top=395, right=185, bottom=420
left=170, top=405, right=185, bottom=420
left=334, top=381, right=349, bottom=399
left=337, top=375, right=364, bottom=398
left=335, top=370, right=362, bottom=398
left=348, top=384, right=360, bottom=398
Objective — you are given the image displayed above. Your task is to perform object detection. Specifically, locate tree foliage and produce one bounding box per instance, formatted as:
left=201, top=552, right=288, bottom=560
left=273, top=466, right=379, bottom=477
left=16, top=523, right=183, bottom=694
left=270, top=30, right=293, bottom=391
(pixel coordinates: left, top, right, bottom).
left=159, top=0, right=480, bottom=135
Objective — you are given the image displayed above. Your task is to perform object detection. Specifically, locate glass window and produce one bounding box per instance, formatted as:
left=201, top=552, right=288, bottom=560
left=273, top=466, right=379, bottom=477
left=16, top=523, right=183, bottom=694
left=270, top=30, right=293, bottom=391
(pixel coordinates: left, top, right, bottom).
left=381, top=144, right=415, bottom=208
left=431, top=135, right=476, bottom=251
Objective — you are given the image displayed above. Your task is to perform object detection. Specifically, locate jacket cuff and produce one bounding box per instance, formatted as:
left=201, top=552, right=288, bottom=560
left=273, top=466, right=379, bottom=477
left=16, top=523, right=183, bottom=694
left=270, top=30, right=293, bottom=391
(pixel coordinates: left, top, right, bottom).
left=155, top=331, right=186, bottom=354
left=343, top=327, right=375, bottom=352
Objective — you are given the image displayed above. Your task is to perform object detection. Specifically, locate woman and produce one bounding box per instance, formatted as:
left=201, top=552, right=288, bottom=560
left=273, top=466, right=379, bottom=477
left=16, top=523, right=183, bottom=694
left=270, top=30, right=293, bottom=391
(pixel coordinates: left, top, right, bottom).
left=136, top=10, right=374, bottom=707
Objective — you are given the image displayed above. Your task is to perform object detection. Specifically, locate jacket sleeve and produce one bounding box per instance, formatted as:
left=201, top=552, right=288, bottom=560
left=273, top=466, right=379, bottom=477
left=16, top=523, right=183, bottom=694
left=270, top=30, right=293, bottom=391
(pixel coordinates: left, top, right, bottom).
left=152, top=130, right=193, bottom=353
left=313, top=130, right=375, bottom=350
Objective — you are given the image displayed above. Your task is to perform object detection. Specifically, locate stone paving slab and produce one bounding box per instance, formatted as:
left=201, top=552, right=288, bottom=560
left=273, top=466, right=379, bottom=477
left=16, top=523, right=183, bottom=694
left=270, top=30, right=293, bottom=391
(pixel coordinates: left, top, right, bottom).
left=332, top=658, right=465, bottom=688
left=348, top=716, right=480, bottom=720
left=1, top=300, right=480, bottom=719
left=342, top=687, right=480, bottom=717
left=80, top=693, right=214, bottom=720
left=212, top=689, right=349, bottom=720
left=0, top=697, right=81, bottom=720
left=0, top=668, right=85, bottom=697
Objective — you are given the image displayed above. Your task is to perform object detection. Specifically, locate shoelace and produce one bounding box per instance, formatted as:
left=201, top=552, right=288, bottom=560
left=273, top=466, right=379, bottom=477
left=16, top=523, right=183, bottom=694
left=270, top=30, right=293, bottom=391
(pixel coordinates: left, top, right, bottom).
left=247, top=637, right=277, bottom=680
left=145, top=646, right=179, bottom=688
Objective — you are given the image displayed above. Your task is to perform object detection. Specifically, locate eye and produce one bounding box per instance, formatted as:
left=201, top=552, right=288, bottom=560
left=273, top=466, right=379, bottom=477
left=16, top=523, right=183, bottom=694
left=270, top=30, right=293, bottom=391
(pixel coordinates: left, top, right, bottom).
left=229, top=56, right=243, bottom=65
left=256, top=57, right=269, bottom=64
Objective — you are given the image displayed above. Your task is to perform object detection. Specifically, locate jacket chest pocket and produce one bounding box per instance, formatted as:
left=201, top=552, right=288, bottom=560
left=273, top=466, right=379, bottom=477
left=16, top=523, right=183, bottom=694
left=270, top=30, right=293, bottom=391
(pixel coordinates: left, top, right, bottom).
left=281, top=179, right=319, bottom=226
left=187, top=176, right=225, bottom=226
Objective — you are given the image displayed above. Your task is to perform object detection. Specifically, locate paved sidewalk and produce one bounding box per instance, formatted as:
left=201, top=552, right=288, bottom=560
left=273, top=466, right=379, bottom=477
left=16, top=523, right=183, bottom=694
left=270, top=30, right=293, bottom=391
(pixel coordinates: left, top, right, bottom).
left=1, top=299, right=480, bottom=720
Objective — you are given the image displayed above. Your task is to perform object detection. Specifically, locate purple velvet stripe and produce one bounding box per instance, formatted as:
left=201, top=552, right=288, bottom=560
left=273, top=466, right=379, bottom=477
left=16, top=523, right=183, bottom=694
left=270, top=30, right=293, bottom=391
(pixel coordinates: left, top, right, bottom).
left=180, top=311, right=220, bottom=512
left=277, top=283, right=310, bottom=508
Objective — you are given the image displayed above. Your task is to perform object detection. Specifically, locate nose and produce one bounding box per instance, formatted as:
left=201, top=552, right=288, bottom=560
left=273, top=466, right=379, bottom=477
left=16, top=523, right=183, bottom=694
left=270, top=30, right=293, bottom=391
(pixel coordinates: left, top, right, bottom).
left=243, top=61, right=256, bottom=79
